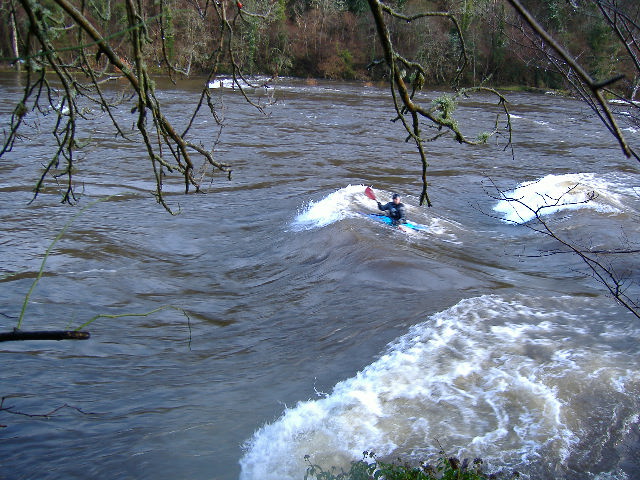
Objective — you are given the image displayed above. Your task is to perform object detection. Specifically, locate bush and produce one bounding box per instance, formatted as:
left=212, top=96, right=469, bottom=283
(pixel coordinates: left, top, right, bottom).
left=304, top=451, right=519, bottom=480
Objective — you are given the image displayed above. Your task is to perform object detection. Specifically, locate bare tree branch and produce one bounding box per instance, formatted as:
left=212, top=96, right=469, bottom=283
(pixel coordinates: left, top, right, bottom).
left=1, top=396, right=97, bottom=419
left=506, top=0, right=638, bottom=161
left=487, top=178, right=640, bottom=319
left=366, top=0, right=513, bottom=206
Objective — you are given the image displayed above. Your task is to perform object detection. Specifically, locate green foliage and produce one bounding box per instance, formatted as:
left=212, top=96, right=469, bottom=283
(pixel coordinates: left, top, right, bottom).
left=432, top=94, right=459, bottom=130
left=242, top=17, right=259, bottom=73
left=585, top=16, right=620, bottom=79
left=476, top=132, right=491, bottom=143
left=338, top=48, right=356, bottom=79
left=543, top=0, right=564, bottom=32
left=345, top=0, right=368, bottom=15
left=274, top=0, right=288, bottom=22
left=304, top=451, right=518, bottom=480
left=460, top=0, right=475, bottom=33
left=490, top=3, right=507, bottom=72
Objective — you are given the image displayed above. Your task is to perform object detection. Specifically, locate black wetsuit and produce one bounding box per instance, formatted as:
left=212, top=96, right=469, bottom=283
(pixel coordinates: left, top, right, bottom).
left=377, top=201, right=406, bottom=226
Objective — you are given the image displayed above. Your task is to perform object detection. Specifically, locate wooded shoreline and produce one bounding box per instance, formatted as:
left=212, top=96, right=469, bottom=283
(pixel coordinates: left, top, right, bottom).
left=0, top=0, right=637, bottom=98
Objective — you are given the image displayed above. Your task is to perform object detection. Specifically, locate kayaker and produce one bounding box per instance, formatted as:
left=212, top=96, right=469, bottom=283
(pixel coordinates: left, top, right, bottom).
left=377, top=193, right=406, bottom=226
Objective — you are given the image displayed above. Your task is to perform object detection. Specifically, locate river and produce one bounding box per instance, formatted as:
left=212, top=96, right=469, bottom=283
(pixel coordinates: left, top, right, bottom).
left=0, top=74, right=639, bottom=480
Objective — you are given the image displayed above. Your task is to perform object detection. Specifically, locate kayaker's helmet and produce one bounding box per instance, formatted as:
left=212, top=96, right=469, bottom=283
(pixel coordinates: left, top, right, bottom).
left=392, top=193, right=400, bottom=200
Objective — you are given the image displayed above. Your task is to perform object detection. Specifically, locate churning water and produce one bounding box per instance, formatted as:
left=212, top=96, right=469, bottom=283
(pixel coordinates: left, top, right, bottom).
left=1, top=75, right=639, bottom=480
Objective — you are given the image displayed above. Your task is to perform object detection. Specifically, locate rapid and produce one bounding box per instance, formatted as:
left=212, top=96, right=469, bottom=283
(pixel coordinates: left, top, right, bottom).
left=0, top=75, right=639, bottom=480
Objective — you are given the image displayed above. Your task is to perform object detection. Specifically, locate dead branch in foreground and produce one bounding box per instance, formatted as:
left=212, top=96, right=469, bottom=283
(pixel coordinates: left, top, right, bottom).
left=0, top=329, right=90, bottom=342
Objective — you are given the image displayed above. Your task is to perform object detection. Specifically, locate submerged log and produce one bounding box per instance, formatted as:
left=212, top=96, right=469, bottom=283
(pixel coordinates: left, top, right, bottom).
left=0, top=329, right=90, bottom=342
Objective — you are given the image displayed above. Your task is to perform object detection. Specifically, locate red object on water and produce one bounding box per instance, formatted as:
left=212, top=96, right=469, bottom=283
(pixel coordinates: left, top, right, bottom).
left=364, top=186, right=376, bottom=200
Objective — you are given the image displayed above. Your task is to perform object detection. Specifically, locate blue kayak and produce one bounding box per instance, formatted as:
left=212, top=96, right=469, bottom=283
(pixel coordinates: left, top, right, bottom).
left=360, top=213, right=428, bottom=232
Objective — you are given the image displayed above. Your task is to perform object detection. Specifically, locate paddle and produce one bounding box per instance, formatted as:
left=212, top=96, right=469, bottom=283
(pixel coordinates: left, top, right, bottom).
left=364, top=186, right=376, bottom=201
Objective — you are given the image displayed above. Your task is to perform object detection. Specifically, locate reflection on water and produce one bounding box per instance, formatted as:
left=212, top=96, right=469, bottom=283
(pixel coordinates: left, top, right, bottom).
left=0, top=74, right=638, bottom=480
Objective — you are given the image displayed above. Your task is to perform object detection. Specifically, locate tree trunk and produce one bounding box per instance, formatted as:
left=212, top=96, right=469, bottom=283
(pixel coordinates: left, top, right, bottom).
left=10, top=9, right=20, bottom=71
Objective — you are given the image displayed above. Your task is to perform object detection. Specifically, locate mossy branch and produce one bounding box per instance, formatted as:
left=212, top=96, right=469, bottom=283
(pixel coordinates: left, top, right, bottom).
left=6, top=0, right=244, bottom=213
left=75, top=305, right=192, bottom=333
left=366, top=0, right=513, bottom=207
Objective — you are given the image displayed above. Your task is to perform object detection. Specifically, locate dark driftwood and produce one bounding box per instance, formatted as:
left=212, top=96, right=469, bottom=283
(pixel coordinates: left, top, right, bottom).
left=0, top=330, right=90, bottom=342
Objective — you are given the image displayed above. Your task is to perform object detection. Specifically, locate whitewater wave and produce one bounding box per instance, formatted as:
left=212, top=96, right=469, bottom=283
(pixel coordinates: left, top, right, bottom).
left=239, top=295, right=640, bottom=480
left=291, top=185, right=366, bottom=231
left=290, top=185, right=460, bottom=242
left=208, top=75, right=273, bottom=90
left=493, top=173, right=635, bottom=223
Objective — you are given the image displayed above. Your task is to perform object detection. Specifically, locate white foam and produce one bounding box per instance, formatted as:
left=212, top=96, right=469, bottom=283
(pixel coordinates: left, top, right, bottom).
left=291, top=185, right=366, bottom=230
left=290, top=185, right=460, bottom=243
left=240, top=295, right=640, bottom=480
left=208, top=76, right=273, bottom=90
left=493, top=173, right=628, bottom=223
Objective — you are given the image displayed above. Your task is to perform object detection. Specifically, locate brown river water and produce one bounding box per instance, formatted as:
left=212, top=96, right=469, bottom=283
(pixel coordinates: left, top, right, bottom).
left=1, top=74, right=639, bottom=480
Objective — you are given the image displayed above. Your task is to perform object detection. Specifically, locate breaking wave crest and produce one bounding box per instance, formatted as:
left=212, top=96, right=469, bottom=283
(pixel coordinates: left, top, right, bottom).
left=240, top=295, right=640, bottom=480
left=493, top=173, right=637, bottom=223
